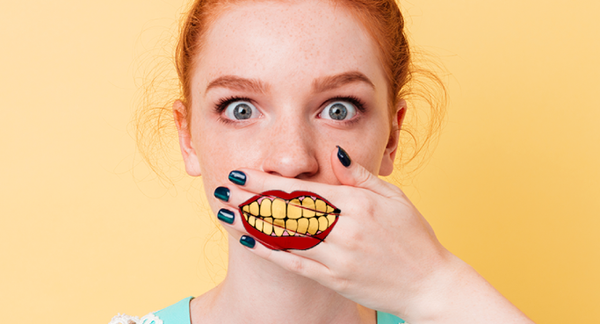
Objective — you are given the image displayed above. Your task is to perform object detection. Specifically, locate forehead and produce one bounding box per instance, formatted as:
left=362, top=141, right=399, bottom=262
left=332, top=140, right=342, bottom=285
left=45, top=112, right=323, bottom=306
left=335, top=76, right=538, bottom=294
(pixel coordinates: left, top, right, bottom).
left=194, top=0, right=386, bottom=92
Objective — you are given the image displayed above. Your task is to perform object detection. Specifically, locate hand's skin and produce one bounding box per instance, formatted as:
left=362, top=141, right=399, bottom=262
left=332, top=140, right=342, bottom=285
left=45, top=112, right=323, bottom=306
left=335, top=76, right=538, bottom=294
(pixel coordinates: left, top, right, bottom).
left=214, top=148, right=535, bottom=324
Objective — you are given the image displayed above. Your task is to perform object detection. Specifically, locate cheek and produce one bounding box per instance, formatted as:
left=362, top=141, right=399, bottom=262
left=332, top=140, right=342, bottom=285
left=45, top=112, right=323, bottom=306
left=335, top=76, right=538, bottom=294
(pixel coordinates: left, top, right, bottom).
left=342, top=119, right=391, bottom=173
left=194, top=125, right=261, bottom=213
left=195, top=125, right=251, bottom=179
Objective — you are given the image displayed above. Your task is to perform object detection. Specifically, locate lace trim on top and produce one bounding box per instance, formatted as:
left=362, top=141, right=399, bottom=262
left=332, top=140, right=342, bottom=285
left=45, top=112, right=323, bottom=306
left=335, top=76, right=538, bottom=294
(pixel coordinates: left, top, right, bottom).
left=108, top=312, right=163, bottom=324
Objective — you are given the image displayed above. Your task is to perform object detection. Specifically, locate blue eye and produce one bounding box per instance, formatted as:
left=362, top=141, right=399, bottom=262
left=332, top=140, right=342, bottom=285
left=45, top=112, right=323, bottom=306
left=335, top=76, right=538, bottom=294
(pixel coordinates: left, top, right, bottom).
left=224, top=101, right=259, bottom=120
left=320, top=101, right=357, bottom=120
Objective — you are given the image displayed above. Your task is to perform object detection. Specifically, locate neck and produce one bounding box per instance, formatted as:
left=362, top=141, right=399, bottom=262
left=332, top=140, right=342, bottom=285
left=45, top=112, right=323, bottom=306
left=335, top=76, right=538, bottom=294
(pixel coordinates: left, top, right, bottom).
left=191, top=236, right=375, bottom=324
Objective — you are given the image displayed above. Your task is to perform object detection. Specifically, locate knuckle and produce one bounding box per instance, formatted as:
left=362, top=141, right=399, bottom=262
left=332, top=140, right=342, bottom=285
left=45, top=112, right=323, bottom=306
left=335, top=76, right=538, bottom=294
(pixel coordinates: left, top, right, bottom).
left=335, top=257, right=353, bottom=276
left=349, top=194, right=376, bottom=219
left=335, top=226, right=364, bottom=253
left=285, top=257, right=305, bottom=274
left=364, top=195, right=377, bottom=215
left=353, top=167, right=372, bottom=187
left=330, top=276, right=350, bottom=292
left=345, top=227, right=364, bottom=244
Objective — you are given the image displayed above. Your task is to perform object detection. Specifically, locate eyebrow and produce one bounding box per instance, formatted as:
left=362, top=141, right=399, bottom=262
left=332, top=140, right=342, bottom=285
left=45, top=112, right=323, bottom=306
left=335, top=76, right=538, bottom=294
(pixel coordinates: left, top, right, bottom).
left=204, top=71, right=374, bottom=96
left=312, top=71, right=375, bottom=93
left=205, top=76, right=269, bottom=96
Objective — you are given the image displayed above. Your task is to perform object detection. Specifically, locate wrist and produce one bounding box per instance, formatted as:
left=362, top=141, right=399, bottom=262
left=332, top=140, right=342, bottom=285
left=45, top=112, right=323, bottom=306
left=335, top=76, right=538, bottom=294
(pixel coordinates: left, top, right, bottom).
left=399, top=253, right=533, bottom=324
left=399, top=251, right=468, bottom=323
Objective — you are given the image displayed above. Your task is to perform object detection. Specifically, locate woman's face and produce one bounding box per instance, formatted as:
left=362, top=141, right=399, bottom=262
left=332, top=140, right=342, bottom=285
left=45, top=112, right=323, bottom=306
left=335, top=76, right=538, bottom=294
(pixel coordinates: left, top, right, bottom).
left=177, top=0, right=401, bottom=212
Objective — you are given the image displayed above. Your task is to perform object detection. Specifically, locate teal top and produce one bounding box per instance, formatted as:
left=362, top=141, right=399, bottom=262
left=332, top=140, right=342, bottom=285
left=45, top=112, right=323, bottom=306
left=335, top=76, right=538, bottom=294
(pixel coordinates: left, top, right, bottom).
left=151, top=297, right=405, bottom=324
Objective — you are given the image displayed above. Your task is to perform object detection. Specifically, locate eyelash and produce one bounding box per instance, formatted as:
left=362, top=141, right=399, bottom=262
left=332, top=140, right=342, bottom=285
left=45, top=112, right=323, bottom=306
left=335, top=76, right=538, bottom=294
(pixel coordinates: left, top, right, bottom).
left=325, top=96, right=366, bottom=113
left=213, top=95, right=367, bottom=125
left=214, top=96, right=253, bottom=125
left=321, top=96, right=366, bottom=126
left=214, top=96, right=252, bottom=113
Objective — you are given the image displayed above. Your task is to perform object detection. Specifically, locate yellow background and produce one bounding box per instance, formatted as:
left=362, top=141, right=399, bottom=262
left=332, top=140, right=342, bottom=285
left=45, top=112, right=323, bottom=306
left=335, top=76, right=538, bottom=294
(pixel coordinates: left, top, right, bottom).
left=1, top=0, right=598, bottom=322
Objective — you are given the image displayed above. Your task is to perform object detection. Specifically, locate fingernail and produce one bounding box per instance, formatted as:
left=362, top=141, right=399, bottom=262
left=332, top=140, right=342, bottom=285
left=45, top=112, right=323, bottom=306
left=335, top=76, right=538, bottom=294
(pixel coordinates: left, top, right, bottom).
left=240, top=235, right=256, bottom=248
left=337, top=145, right=351, bottom=167
left=228, top=170, right=246, bottom=186
left=217, top=209, right=235, bottom=224
left=214, top=187, right=230, bottom=202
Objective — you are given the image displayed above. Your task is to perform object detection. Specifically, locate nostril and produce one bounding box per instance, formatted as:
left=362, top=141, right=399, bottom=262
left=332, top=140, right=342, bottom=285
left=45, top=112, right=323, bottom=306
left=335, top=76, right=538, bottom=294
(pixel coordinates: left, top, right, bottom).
left=265, top=170, right=319, bottom=180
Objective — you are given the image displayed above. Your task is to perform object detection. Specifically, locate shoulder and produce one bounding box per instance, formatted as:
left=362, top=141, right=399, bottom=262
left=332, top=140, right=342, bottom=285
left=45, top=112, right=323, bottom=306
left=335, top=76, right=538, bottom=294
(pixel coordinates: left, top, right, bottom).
left=108, top=297, right=194, bottom=324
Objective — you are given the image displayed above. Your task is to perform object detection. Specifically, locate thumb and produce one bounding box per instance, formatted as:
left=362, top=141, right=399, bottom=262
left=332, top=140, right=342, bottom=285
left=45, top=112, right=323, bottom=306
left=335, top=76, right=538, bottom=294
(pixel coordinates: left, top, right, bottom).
left=331, top=146, right=397, bottom=197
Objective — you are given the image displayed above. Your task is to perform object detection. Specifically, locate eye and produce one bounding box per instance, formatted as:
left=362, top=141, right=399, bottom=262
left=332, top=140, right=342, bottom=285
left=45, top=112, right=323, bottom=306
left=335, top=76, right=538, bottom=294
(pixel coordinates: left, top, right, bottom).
left=223, top=100, right=260, bottom=120
left=320, top=101, right=357, bottom=121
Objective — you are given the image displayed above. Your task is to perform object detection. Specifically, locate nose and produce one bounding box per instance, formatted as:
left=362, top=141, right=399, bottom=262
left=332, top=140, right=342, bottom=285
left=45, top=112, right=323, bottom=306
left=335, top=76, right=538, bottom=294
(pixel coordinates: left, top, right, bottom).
left=260, top=118, right=319, bottom=179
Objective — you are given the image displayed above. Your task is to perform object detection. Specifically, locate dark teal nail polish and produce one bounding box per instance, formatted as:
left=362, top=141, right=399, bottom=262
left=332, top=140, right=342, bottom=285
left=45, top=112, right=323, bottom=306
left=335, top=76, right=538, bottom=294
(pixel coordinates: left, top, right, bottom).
left=228, top=170, right=246, bottom=186
left=214, top=187, right=230, bottom=202
left=240, top=235, right=256, bottom=248
left=217, top=209, right=235, bottom=224
left=337, top=145, right=351, bottom=167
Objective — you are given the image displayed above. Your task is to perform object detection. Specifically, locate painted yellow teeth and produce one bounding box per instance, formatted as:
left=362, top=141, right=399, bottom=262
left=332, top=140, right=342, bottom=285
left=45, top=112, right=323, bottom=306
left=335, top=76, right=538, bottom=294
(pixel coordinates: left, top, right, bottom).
left=242, top=197, right=337, bottom=237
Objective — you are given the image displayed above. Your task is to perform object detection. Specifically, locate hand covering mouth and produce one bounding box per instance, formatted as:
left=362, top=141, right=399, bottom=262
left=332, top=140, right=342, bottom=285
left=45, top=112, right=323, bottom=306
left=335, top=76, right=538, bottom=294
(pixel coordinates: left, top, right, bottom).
left=238, top=190, right=340, bottom=250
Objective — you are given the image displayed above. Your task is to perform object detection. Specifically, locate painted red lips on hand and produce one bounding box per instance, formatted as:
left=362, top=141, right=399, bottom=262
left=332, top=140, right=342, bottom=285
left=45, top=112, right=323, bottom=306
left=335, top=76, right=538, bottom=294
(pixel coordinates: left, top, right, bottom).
left=238, top=190, right=340, bottom=250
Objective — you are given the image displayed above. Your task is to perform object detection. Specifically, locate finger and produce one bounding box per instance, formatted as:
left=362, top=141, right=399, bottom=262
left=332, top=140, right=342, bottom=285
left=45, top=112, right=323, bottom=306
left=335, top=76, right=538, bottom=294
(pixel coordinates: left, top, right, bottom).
left=213, top=184, right=263, bottom=210
left=214, top=207, right=248, bottom=234
left=213, top=185, right=262, bottom=236
left=228, top=169, right=334, bottom=200
left=224, top=170, right=345, bottom=231
left=215, top=184, right=337, bottom=220
left=238, top=234, right=334, bottom=281
left=331, top=146, right=400, bottom=198
left=214, top=184, right=340, bottom=255
left=222, top=171, right=340, bottom=217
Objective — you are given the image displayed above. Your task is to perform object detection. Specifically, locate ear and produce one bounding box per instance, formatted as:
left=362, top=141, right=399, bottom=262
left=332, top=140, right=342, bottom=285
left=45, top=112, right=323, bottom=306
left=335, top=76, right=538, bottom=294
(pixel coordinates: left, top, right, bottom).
left=173, top=100, right=202, bottom=176
left=378, top=99, right=407, bottom=176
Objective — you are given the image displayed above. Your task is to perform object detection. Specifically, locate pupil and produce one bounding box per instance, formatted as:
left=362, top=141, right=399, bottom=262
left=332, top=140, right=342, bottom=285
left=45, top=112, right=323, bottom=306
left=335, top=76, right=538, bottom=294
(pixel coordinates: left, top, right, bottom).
left=329, top=103, right=347, bottom=120
left=234, top=103, right=252, bottom=120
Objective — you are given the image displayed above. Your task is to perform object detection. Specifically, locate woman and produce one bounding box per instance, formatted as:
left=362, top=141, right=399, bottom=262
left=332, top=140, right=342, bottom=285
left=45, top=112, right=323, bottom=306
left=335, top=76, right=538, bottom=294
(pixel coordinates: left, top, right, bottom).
left=112, top=0, right=534, bottom=323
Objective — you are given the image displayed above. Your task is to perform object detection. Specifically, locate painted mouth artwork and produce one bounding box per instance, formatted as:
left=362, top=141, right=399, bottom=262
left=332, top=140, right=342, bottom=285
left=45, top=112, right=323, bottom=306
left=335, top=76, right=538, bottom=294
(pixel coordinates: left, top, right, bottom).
left=238, top=190, right=340, bottom=250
